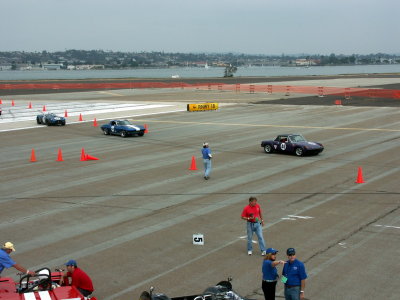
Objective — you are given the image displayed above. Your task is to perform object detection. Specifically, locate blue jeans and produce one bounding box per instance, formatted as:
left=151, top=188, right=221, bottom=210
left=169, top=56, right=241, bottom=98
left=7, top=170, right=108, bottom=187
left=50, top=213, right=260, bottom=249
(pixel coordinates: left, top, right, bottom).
left=284, top=286, right=300, bottom=300
left=246, top=221, right=266, bottom=252
left=203, top=158, right=212, bottom=177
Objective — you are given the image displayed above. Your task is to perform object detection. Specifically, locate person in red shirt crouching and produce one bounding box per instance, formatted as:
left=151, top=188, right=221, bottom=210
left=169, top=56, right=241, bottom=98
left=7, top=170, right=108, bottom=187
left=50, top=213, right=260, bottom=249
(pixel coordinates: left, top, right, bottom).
left=61, top=259, right=94, bottom=297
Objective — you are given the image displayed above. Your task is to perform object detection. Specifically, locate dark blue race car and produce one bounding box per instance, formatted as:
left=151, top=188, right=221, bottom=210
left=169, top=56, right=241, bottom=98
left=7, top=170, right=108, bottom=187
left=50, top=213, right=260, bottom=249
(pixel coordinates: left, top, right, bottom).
left=36, top=113, right=66, bottom=126
left=261, top=134, right=324, bottom=156
left=101, top=119, right=145, bottom=137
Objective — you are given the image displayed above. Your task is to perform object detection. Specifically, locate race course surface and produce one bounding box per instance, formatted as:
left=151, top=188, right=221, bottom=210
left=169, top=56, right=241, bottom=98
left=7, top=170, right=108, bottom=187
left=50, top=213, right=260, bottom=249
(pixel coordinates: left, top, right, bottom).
left=1, top=79, right=399, bottom=300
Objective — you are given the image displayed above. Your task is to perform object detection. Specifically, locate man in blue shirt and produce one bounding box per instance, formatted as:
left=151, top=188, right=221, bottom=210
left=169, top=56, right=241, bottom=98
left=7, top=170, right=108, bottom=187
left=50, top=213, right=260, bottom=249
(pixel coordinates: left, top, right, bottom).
left=282, top=248, right=307, bottom=300
left=201, top=142, right=212, bottom=180
left=0, top=242, right=35, bottom=277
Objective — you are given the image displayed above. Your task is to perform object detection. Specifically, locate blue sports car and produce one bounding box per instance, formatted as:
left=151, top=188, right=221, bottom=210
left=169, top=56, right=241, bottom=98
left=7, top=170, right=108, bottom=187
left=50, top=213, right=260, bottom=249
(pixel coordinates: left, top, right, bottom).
left=101, top=120, right=145, bottom=137
left=261, top=134, right=324, bottom=156
left=36, top=113, right=66, bottom=126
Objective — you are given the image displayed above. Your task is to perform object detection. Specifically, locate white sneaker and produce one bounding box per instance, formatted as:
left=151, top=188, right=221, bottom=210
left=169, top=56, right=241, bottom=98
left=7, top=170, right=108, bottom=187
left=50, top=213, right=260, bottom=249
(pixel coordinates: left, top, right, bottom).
left=248, top=250, right=252, bottom=255
left=261, top=251, right=266, bottom=256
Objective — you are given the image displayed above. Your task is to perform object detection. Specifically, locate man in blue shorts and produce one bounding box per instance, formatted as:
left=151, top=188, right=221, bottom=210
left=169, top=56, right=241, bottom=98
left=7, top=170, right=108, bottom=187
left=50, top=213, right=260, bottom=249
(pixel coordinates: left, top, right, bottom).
left=0, top=242, right=35, bottom=277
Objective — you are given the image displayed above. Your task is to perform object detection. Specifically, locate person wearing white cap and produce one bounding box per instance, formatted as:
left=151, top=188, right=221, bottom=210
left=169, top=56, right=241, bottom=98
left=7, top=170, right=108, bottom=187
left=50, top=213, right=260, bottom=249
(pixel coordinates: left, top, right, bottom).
left=201, top=142, right=213, bottom=180
left=0, top=242, right=35, bottom=276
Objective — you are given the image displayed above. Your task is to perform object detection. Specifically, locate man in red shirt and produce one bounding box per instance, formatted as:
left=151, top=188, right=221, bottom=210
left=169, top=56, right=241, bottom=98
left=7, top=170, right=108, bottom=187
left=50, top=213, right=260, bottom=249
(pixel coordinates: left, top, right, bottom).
left=241, top=196, right=267, bottom=256
left=62, top=259, right=94, bottom=297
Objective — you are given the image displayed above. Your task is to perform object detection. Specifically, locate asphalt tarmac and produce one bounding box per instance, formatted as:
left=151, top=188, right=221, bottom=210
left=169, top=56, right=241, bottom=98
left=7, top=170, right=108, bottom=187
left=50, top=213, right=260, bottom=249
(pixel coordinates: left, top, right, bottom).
left=0, top=75, right=399, bottom=300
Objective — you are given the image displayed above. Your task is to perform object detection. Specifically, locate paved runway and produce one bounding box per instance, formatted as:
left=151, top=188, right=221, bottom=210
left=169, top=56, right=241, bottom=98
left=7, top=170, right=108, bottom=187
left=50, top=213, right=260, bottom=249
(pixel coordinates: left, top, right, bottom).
left=0, top=77, right=399, bottom=300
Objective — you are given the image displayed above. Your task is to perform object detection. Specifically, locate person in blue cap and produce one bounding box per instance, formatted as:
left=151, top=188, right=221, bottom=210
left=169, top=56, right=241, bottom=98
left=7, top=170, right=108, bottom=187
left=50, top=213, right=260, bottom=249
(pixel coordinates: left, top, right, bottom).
left=201, top=142, right=212, bottom=180
left=282, top=248, right=307, bottom=300
left=262, top=247, right=285, bottom=300
left=61, top=259, right=94, bottom=297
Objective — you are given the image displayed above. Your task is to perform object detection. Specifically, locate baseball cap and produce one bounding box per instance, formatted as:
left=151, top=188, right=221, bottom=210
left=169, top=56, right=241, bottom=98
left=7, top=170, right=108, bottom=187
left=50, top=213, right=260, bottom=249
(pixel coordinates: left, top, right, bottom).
left=203, top=142, right=209, bottom=146
left=3, top=242, right=16, bottom=252
left=286, top=248, right=296, bottom=255
left=266, top=247, right=278, bottom=254
left=65, top=259, right=77, bottom=267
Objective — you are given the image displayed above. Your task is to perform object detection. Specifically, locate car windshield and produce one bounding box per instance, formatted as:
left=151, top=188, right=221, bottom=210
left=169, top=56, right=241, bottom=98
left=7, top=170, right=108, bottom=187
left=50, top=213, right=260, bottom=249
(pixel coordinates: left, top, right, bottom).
left=289, top=134, right=306, bottom=142
left=117, top=120, right=132, bottom=125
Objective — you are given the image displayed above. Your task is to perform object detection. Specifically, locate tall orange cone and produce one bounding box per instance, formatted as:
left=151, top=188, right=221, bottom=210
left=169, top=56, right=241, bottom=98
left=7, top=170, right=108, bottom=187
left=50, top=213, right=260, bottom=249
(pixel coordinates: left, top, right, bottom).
left=43, top=105, right=46, bottom=112
left=0, top=99, right=2, bottom=104
left=144, top=124, right=149, bottom=133
left=355, top=167, right=365, bottom=183
left=80, top=148, right=87, bottom=161
left=30, top=149, right=37, bottom=162
left=64, top=110, right=68, bottom=117
left=56, top=148, right=64, bottom=161
left=11, top=100, right=15, bottom=106
left=93, top=118, right=98, bottom=127
left=189, top=156, right=197, bottom=170
left=28, top=102, right=32, bottom=109
left=79, top=113, right=83, bottom=121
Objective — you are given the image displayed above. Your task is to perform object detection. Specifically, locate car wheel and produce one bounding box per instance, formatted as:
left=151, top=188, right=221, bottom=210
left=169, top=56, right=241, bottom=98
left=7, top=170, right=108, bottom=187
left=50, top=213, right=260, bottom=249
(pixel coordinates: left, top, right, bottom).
left=295, top=147, right=304, bottom=156
left=264, top=144, right=273, bottom=153
left=138, top=132, right=144, bottom=136
left=121, top=131, right=127, bottom=138
left=36, top=117, right=41, bottom=124
left=103, top=129, right=110, bottom=135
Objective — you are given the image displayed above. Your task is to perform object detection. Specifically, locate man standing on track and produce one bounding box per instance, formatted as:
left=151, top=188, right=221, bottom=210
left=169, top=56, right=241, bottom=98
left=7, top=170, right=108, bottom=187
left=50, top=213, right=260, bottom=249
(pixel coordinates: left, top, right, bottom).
left=201, top=142, right=212, bottom=180
left=241, top=196, right=267, bottom=256
left=282, top=248, right=307, bottom=300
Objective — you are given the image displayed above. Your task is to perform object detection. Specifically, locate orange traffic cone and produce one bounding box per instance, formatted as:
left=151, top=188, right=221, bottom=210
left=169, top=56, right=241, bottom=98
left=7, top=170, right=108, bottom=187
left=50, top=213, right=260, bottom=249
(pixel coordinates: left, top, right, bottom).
left=93, top=118, right=98, bottom=127
left=64, top=110, right=68, bottom=117
left=189, top=156, right=197, bottom=170
left=56, top=148, right=64, bottom=161
left=355, top=167, right=365, bottom=183
left=43, top=105, right=46, bottom=112
left=28, top=102, right=32, bottom=109
left=11, top=100, right=15, bottom=106
left=0, top=99, right=2, bottom=104
left=85, top=154, right=99, bottom=161
left=80, top=148, right=87, bottom=161
left=144, top=124, right=149, bottom=133
left=30, top=149, right=37, bottom=162
left=79, top=113, right=83, bottom=121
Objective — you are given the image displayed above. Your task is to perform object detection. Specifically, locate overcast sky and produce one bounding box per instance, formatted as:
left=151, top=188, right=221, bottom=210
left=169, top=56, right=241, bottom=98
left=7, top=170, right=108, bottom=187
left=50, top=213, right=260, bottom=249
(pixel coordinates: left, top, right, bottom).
left=1, top=0, right=399, bottom=55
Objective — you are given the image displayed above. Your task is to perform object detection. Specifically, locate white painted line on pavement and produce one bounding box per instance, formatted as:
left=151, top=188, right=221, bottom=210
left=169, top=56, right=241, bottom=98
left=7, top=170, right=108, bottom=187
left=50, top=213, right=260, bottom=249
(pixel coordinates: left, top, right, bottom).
left=374, top=224, right=400, bottom=229
left=0, top=108, right=186, bottom=133
left=287, top=215, right=314, bottom=219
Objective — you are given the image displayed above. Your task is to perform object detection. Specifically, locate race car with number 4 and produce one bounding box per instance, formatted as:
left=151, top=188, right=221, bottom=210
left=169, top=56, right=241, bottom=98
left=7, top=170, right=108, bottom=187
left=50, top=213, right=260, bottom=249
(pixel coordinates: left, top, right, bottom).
left=101, top=119, right=145, bottom=137
left=261, top=134, right=324, bottom=156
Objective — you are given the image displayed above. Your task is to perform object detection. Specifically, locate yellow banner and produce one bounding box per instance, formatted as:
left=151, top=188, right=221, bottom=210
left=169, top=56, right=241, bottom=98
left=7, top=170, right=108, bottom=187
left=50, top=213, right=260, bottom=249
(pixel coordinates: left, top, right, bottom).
left=187, top=103, right=219, bottom=112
